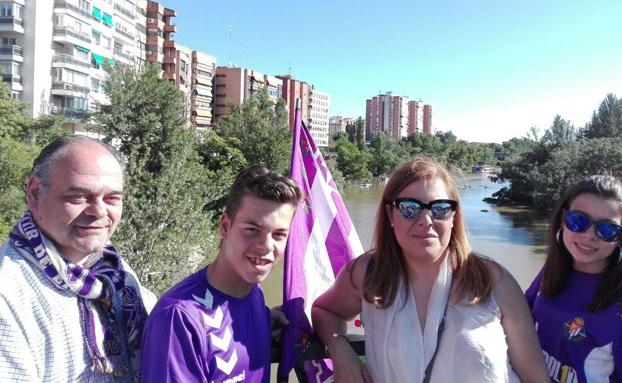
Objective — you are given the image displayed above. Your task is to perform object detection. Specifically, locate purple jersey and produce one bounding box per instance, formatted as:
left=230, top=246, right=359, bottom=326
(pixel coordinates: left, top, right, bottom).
left=141, top=268, right=271, bottom=383
left=526, top=269, right=622, bottom=383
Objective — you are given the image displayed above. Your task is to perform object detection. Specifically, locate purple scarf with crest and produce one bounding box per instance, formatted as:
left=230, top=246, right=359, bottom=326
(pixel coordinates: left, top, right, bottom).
left=9, top=211, right=147, bottom=381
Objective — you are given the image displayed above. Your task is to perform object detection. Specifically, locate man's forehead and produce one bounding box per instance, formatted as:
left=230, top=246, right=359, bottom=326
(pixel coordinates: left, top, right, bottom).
left=56, top=144, right=123, bottom=176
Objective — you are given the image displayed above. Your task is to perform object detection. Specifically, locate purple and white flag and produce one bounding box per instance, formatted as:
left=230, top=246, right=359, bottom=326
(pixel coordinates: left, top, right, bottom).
left=278, top=108, right=364, bottom=382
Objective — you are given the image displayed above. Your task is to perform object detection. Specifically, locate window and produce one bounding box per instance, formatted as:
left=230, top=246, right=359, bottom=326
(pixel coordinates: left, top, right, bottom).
left=11, top=91, right=21, bottom=100
left=12, top=62, right=21, bottom=76
left=1, top=37, right=16, bottom=47
left=92, top=30, right=101, bottom=45
left=78, top=0, right=90, bottom=12
left=74, top=46, right=89, bottom=61
left=0, top=4, right=12, bottom=17
left=91, top=78, right=101, bottom=93
left=102, top=36, right=111, bottom=49
left=0, top=61, right=10, bottom=74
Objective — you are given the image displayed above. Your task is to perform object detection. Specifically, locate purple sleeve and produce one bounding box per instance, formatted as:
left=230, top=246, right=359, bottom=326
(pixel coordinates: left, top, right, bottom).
left=524, top=268, right=543, bottom=310
left=141, top=306, right=206, bottom=383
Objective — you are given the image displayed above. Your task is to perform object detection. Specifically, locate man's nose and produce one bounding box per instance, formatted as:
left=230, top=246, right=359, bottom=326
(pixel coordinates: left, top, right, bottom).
left=84, top=199, right=107, bottom=218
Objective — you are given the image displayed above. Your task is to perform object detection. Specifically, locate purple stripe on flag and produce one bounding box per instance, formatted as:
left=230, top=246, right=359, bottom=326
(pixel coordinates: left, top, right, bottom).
left=325, top=218, right=354, bottom=276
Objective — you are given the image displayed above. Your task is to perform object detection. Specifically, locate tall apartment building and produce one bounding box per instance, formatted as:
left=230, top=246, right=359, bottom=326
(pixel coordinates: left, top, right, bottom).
left=277, top=74, right=309, bottom=129
left=213, top=66, right=283, bottom=120
left=175, top=43, right=192, bottom=124
left=0, top=0, right=146, bottom=128
left=307, top=87, right=329, bottom=147
left=407, top=100, right=420, bottom=134
left=277, top=75, right=331, bottom=147
left=145, top=0, right=175, bottom=80
left=189, top=49, right=215, bottom=130
left=365, top=92, right=409, bottom=139
left=145, top=2, right=215, bottom=130
left=422, top=104, right=432, bottom=135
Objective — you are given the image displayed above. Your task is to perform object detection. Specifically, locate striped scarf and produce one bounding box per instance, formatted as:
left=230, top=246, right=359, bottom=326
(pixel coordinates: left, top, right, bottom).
left=9, top=211, right=147, bottom=381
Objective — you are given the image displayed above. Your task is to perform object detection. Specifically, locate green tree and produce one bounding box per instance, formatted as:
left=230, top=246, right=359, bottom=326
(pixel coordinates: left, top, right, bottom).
left=355, top=117, right=365, bottom=150
left=584, top=94, right=622, bottom=139
left=531, top=138, right=622, bottom=209
left=214, top=89, right=291, bottom=175
left=542, top=115, right=576, bottom=147
left=196, top=129, right=247, bottom=213
left=0, top=82, right=65, bottom=238
left=0, top=82, right=29, bottom=139
left=334, top=136, right=372, bottom=181
left=368, top=133, right=403, bottom=176
left=93, top=63, right=216, bottom=295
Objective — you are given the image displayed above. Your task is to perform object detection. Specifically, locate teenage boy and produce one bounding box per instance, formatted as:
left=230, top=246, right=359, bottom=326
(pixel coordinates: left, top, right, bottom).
left=141, top=165, right=303, bottom=383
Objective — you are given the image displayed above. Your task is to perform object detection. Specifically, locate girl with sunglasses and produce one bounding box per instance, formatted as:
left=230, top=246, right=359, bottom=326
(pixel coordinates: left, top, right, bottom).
left=525, top=175, right=622, bottom=382
left=312, top=156, right=548, bottom=382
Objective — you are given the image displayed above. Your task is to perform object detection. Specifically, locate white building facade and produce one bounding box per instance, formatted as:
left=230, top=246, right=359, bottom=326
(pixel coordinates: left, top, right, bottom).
left=0, top=0, right=146, bottom=126
left=307, top=87, right=329, bottom=147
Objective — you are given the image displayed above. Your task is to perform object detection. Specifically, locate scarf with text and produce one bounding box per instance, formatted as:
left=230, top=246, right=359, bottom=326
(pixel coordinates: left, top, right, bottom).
left=9, top=211, right=147, bottom=381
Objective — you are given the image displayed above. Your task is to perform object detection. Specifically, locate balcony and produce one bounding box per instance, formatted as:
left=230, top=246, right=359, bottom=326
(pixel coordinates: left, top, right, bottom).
left=113, top=3, right=135, bottom=20
left=0, top=45, right=23, bottom=62
left=114, top=27, right=135, bottom=43
left=163, top=39, right=174, bottom=48
left=0, top=16, right=24, bottom=34
left=1, top=73, right=21, bottom=84
left=163, top=55, right=175, bottom=64
left=54, top=0, right=92, bottom=20
left=51, top=81, right=90, bottom=96
left=163, top=8, right=176, bottom=17
left=113, top=48, right=134, bottom=63
left=163, top=24, right=176, bottom=33
left=52, top=54, right=91, bottom=70
left=51, top=106, right=89, bottom=121
left=53, top=27, right=92, bottom=44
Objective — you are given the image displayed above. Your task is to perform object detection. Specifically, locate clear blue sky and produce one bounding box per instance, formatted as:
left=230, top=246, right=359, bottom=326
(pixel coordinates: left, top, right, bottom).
left=161, top=0, right=622, bottom=143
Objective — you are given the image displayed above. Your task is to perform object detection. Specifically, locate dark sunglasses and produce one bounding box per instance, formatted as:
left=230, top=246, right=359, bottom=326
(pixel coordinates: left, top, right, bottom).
left=392, top=198, right=457, bottom=221
left=563, top=210, right=622, bottom=243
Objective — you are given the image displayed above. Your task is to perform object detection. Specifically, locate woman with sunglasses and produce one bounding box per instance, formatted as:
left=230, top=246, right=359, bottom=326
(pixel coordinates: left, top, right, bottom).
left=525, top=175, right=622, bottom=382
left=312, top=156, right=548, bottom=382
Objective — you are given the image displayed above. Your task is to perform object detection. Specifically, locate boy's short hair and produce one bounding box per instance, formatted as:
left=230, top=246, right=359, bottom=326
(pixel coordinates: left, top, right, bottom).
left=225, top=165, right=303, bottom=221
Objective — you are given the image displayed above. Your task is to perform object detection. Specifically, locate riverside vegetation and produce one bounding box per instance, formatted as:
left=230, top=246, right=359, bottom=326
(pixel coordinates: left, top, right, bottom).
left=0, top=63, right=620, bottom=294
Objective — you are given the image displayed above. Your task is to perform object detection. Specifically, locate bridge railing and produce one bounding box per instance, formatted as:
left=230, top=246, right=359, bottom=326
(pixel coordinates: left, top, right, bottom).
left=271, top=334, right=365, bottom=383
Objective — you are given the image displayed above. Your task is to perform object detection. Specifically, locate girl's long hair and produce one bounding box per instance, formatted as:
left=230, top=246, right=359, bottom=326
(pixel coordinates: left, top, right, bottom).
left=541, top=175, right=622, bottom=312
left=363, top=156, right=492, bottom=308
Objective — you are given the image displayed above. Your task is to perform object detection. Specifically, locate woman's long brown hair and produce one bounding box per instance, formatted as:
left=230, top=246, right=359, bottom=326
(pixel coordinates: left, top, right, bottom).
left=363, top=156, right=492, bottom=309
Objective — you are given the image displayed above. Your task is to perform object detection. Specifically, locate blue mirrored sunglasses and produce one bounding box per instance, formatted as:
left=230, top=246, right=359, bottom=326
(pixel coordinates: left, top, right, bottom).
left=392, top=198, right=457, bottom=221
left=563, top=210, right=622, bottom=243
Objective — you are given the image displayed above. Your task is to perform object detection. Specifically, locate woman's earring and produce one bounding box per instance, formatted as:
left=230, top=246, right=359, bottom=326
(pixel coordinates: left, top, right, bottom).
left=556, top=228, right=563, bottom=244
left=617, top=247, right=621, bottom=264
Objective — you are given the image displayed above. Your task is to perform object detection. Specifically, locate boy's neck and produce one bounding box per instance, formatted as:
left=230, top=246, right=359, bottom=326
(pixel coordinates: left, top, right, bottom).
left=206, top=256, right=254, bottom=298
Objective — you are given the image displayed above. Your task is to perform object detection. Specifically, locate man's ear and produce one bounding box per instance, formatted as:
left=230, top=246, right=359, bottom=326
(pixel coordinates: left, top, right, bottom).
left=25, top=176, right=42, bottom=211
left=219, top=212, right=231, bottom=239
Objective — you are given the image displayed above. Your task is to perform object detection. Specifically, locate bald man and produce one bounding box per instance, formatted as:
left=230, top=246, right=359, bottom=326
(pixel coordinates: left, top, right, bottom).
left=0, top=136, right=155, bottom=382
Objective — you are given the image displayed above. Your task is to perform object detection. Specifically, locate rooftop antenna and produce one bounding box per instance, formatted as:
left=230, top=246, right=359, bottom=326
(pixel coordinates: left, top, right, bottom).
left=227, top=25, right=232, bottom=67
